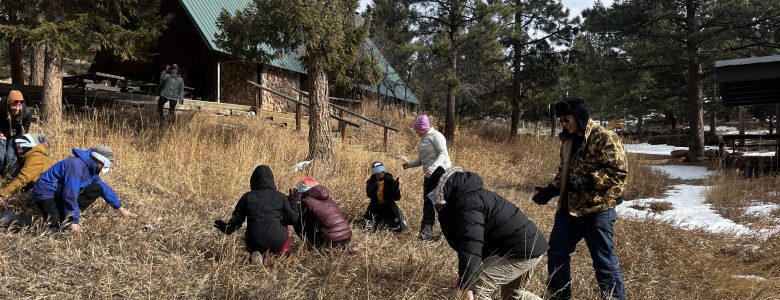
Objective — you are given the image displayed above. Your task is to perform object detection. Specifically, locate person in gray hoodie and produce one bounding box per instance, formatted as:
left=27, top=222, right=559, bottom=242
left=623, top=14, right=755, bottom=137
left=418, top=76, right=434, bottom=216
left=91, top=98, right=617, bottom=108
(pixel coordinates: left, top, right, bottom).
left=402, top=114, right=452, bottom=240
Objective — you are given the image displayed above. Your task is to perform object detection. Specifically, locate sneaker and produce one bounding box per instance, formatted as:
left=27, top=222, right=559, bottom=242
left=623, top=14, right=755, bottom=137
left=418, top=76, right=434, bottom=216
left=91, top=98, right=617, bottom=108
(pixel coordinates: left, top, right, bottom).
left=418, top=224, right=434, bottom=241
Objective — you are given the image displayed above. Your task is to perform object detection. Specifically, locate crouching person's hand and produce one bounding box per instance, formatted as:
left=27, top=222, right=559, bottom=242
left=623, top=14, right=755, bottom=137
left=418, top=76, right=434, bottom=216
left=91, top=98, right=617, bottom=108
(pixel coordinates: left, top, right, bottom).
left=287, top=188, right=301, bottom=204
left=69, top=223, right=82, bottom=235
left=118, top=207, right=138, bottom=219
left=214, top=219, right=228, bottom=234
left=532, top=186, right=559, bottom=205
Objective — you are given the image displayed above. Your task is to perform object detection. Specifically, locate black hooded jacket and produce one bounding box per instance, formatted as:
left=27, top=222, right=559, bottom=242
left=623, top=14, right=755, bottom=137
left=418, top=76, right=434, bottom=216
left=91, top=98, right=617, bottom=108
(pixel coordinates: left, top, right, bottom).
left=365, top=172, right=401, bottom=204
left=437, top=172, right=549, bottom=287
left=226, top=165, right=299, bottom=252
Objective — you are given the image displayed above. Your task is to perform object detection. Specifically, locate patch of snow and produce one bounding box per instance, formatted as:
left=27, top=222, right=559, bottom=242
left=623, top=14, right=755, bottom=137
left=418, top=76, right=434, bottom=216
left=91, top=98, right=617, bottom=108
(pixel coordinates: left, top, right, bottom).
left=624, top=143, right=687, bottom=155
left=651, top=165, right=713, bottom=180
left=742, top=151, right=776, bottom=157
left=744, top=203, right=780, bottom=216
left=618, top=184, right=780, bottom=237
left=730, top=275, right=768, bottom=281
left=702, top=125, right=738, bottom=132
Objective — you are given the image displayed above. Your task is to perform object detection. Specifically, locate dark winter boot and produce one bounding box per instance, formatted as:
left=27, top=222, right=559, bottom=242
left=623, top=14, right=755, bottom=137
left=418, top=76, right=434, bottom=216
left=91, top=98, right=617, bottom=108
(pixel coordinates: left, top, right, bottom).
left=0, top=210, right=16, bottom=228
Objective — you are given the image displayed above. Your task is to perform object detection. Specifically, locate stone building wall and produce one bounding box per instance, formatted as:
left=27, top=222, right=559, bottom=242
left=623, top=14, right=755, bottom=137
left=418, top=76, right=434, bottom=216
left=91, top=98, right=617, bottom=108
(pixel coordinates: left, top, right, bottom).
left=219, top=61, right=256, bottom=106
left=262, top=66, right=301, bottom=112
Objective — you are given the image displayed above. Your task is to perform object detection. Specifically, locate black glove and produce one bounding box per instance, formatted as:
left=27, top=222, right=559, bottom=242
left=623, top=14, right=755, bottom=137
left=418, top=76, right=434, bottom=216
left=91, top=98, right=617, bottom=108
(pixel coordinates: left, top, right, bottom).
left=532, top=186, right=559, bottom=205
left=567, top=174, right=595, bottom=194
left=214, top=219, right=228, bottom=234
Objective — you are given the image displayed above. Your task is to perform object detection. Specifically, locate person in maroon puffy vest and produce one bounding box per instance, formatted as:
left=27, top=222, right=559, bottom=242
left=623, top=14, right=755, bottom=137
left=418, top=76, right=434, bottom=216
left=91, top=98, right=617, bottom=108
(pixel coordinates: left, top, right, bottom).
left=288, top=176, right=353, bottom=249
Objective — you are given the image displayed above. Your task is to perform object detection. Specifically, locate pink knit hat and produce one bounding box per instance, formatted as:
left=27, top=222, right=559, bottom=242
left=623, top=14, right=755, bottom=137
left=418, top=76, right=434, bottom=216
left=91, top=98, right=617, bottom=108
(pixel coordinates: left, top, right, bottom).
left=414, top=115, right=430, bottom=130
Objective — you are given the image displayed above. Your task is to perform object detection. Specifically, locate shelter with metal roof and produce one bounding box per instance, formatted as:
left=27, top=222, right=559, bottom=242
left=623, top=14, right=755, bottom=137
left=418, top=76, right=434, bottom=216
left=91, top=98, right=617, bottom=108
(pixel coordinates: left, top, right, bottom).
left=91, top=0, right=418, bottom=108
left=715, top=55, right=780, bottom=107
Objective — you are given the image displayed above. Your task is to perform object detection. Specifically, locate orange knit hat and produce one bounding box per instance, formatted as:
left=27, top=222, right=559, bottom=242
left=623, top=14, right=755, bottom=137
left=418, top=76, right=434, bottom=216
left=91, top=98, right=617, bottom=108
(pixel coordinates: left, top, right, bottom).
left=8, top=90, right=24, bottom=104
left=296, top=176, right=319, bottom=192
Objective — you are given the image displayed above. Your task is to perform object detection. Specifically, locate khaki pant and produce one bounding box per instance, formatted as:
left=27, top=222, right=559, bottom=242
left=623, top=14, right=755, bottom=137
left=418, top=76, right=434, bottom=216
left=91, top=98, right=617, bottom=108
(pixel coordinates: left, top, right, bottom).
left=471, top=255, right=544, bottom=300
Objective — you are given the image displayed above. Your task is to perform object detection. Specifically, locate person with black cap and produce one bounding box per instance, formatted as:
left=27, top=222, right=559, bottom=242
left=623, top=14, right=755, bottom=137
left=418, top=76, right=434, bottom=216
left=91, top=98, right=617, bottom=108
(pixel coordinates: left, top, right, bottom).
left=158, top=64, right=185, bottom=127
left=363, top=161, right=405, bottom=232
left=427, top=166, right=548, bottom=300
left=30, top=144, right=138, bottom=234
left=531, top=97, right=628, bottom=300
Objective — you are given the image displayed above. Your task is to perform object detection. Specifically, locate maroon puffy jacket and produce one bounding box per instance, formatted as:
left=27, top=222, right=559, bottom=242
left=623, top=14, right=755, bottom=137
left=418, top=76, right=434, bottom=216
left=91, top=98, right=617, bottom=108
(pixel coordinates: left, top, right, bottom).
left=300, top=185, right=352, bottom=242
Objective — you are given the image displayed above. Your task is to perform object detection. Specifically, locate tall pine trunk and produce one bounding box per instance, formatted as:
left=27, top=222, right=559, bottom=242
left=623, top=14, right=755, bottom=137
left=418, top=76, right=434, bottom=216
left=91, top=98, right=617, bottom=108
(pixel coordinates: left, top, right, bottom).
left=306, top=59, right=333, bottom=172
left=510, top=7, right=523, bottom=137
left=8, top=8, right=24, bottom=85
left=42, top=48, right=62, bottom=127
left=30, top=43, right=46, bottom=86
left=685, top=0, right=704, bottom=159
left=444, top=44, right=458, bottom=142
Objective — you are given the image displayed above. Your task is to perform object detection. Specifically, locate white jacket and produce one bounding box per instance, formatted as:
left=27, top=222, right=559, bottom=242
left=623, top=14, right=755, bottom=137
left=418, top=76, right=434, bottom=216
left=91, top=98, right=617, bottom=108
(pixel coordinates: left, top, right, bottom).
left=408, top=128, right=452, bottom=175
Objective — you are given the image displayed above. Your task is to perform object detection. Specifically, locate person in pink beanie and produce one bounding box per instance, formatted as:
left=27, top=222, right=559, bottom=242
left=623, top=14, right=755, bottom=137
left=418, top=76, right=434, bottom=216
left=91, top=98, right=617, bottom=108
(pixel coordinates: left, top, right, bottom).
left=402, top=115, right=452, bottom=240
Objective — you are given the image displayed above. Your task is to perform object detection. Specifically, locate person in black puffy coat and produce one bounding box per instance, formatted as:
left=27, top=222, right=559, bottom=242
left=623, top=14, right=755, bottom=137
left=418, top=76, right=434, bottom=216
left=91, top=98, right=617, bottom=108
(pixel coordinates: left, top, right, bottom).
left=363, top=161, right=406, bottom=232
left=288, top=176, right=353, bottom=249
left=427, top=166, right=549, bottom=300
left=214, top=165, right=299, bottom=257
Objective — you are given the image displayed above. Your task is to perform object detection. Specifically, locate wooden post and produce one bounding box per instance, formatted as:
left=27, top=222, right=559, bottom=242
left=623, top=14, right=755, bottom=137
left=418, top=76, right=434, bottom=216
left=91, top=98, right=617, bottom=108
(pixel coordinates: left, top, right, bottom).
left=255, top=64, right=264, bottom=112
left=338, top=109, right=345, bottom=134
left=776, top=104, right=780, bottom=168
left=295, top=103, right=303, bottom=131
left=738, top=106, right=745, bottom=149
left=342, top=124, right=348, bottom=145
left=383, top=127, right=389, bottom=152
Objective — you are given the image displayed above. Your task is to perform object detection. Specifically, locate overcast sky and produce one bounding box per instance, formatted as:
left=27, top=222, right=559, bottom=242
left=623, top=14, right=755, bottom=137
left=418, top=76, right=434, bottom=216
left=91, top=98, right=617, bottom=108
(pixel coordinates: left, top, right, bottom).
left=357, top=0, right=598, bottom=17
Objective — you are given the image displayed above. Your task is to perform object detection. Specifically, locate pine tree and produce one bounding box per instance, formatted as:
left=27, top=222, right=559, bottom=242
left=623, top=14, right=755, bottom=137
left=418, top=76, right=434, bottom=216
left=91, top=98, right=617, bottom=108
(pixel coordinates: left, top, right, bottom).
left=584, top=0, right=780, bottom=158
left=0, top=0, right=168, bottom=126
left=216, top=0, right=380, bottom=173
left=498, top=0, right=575, bottom=136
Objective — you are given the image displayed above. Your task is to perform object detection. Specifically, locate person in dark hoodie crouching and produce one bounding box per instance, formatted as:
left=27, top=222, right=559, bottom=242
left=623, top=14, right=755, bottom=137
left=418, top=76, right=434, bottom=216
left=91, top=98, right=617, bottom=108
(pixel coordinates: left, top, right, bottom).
left=214, top=165, right=299, bottom=260
left=427, top=166, right=549, bottom=300
left=288, top=176, right=355, bottom=251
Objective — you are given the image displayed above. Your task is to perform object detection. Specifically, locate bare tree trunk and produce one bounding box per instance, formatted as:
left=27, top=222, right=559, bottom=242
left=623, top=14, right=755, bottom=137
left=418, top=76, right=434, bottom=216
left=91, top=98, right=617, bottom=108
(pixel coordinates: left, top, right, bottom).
left=306, top=60, right=333, bottom=173
left=444, top=46, right=458, bottom=142
left=42, top=48, right=63, bottom=127
left=30, top=43, right=46, bottom=86
left=685, top=0, right=704, bottom=159
left=8, top=8, right=24, bottom=84
left=509, top=8, right=523, bottom=137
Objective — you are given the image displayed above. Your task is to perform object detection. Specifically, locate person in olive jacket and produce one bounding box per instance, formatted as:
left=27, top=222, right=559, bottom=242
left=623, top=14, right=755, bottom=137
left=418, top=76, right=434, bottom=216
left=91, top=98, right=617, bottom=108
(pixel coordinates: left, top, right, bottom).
left=214, top=165, right=299, bottom=256
left=363, top=161, right=406, bottom=232
left=427, top=166, right=549, bottom=300
left=288, top=176, right=353, bottom=249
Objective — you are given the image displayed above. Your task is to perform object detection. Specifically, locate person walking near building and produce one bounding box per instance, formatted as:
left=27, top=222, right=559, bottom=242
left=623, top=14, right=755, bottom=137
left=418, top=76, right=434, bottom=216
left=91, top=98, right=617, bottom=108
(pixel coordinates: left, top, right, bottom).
left=158, top=64, right=184, bottom=126
left=532, top=97, right=628, bottom=300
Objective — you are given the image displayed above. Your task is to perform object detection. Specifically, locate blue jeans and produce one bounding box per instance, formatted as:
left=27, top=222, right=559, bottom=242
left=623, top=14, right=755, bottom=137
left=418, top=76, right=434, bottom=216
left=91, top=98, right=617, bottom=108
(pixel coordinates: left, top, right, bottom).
left=0, top=139, right=17, bottom=173
left=547, top=207, right=625, bottom=300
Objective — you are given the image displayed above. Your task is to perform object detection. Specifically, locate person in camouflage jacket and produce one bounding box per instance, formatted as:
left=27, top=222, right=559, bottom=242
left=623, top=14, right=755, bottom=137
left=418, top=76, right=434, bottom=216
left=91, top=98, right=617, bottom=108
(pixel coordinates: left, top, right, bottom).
left=532, top=97, right=627, bottom=300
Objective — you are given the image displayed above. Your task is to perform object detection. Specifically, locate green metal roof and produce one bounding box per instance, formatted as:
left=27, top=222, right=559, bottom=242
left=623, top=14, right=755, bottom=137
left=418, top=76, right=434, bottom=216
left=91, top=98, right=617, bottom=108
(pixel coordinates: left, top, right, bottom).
left=179, top=0, right=418, bottom=104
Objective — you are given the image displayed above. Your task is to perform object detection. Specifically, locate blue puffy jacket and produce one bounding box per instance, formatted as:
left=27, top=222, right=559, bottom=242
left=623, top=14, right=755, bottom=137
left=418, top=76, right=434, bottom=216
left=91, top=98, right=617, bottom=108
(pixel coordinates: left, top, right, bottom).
left=31, top=148, right=122, bottom=224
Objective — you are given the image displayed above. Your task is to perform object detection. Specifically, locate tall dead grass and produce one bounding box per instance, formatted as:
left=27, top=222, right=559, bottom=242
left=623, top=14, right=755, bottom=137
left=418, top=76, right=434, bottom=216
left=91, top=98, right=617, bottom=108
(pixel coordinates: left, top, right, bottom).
left=0, top=105, right=776, bottom=299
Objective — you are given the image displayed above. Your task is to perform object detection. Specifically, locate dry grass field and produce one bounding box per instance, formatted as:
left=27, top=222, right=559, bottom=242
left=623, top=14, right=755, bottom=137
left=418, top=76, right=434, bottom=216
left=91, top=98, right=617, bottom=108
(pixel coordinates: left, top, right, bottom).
left=0, top=104, right=777, bottom=299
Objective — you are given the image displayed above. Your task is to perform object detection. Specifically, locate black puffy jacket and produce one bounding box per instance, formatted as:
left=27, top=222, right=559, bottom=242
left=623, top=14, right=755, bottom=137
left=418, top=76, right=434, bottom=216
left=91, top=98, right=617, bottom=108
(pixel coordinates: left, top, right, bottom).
left=226, top=165, right=299, bottom=252
left=438, top=172, right=549, bottom=287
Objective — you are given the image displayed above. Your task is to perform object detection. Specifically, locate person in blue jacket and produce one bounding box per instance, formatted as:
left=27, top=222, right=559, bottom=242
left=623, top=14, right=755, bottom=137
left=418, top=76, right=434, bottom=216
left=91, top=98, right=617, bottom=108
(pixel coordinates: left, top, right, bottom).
left=31, top=144, right=137, bottom=234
